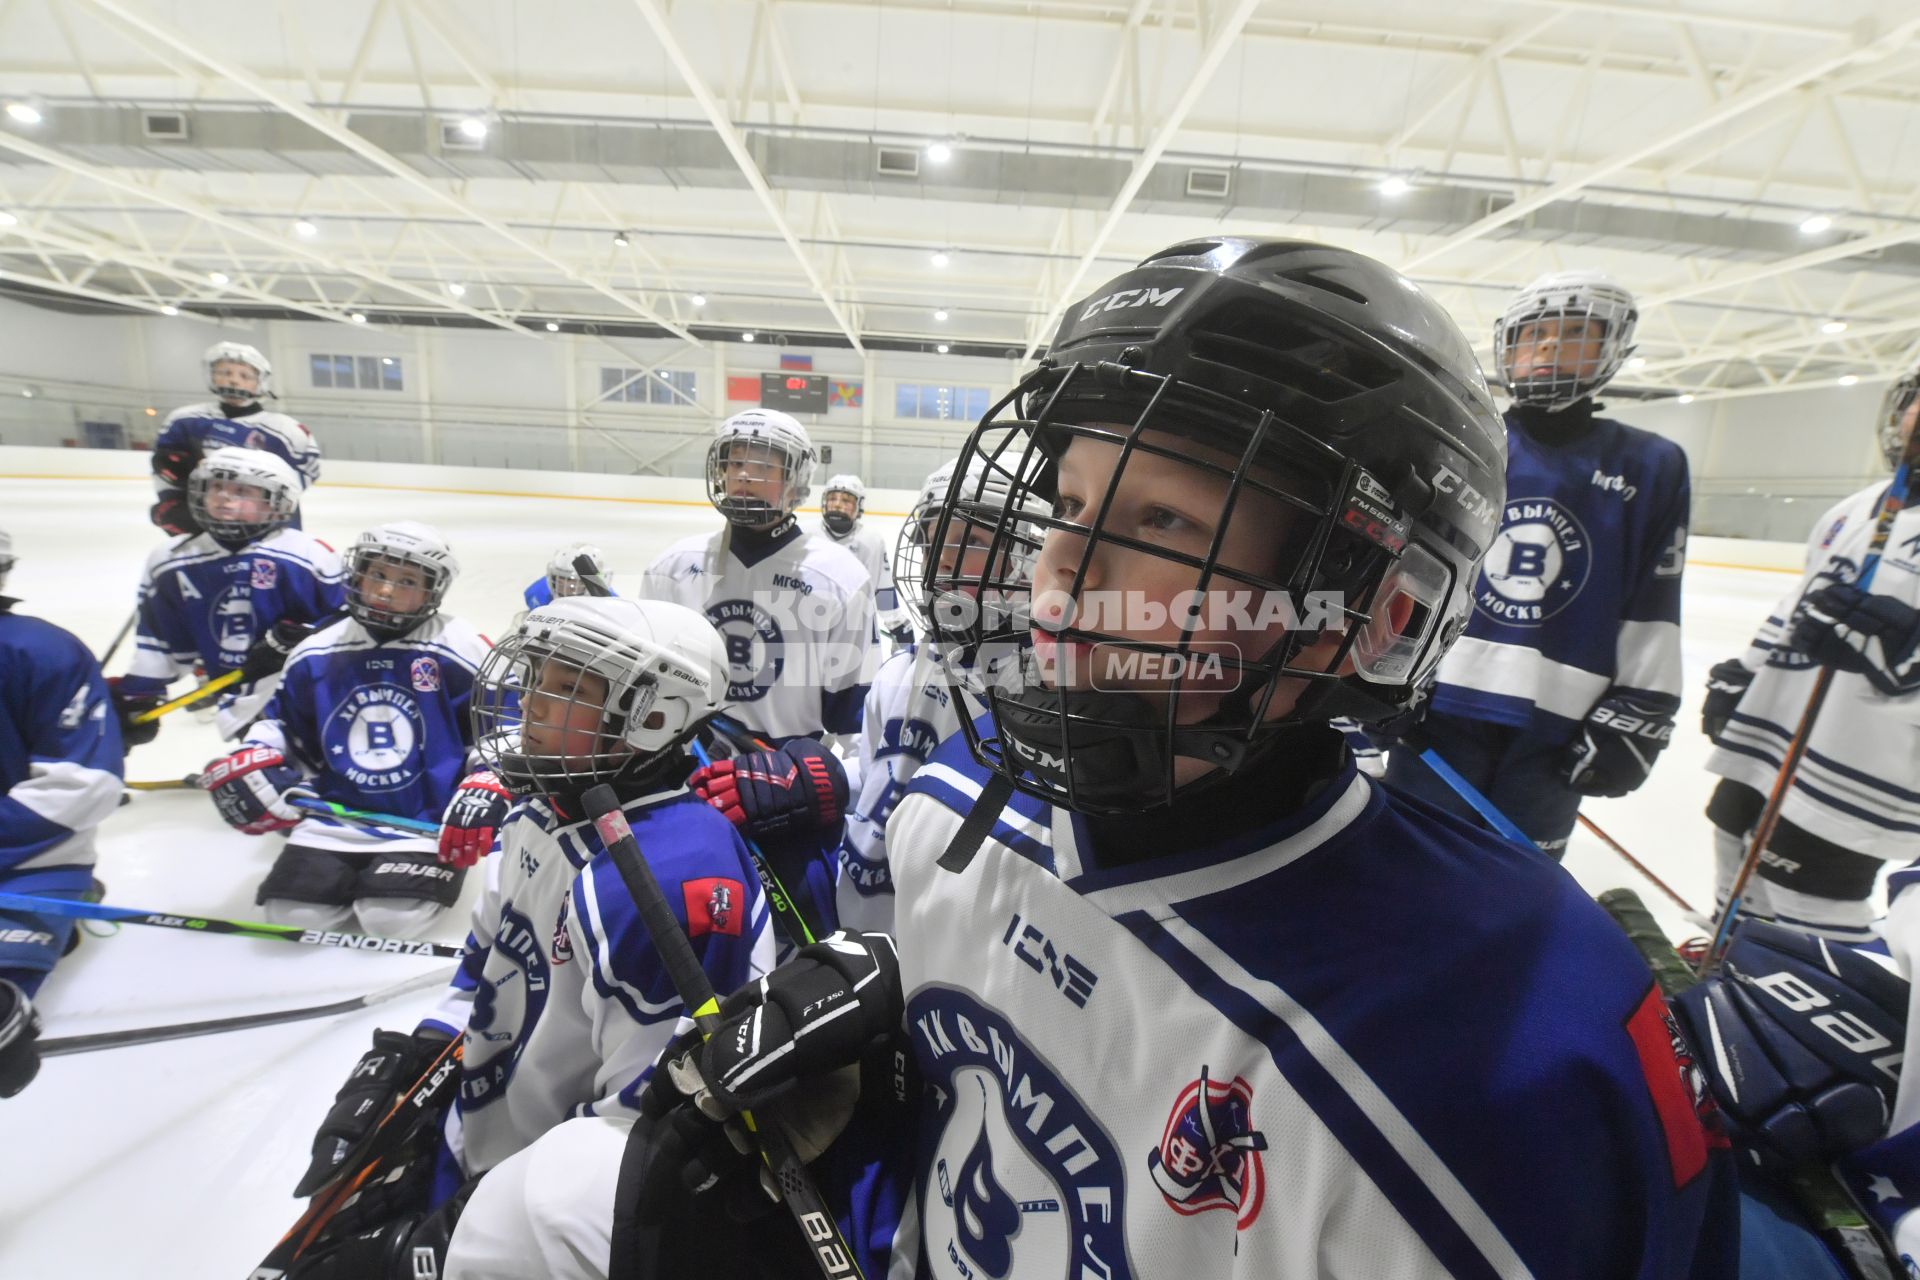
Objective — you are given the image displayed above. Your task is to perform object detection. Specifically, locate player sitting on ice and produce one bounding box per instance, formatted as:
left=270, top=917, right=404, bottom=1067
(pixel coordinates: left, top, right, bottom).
left=817, top=473, right=912, bottom=646
left=0, top=528, right=123, bottom=1099
left=641, top=410, right=875, bottom=745
left=112, top=447, right=345, bottom=747
left=617, top=238, right=1739, bottom=1278
left=150, top=341, right=320, bottom=536
left=275, top=597, right=777, bottom=1279
left=203, top=522, right=485, bottom=941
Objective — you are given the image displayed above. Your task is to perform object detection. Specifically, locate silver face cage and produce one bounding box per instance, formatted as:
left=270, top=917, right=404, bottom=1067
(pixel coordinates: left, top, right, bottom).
left=1494, top=291, right=1636, bottom=411
left=470, top=630, right=659, bottom=800
left=706, top=435, right=805, bottom=526
left=187, top=465, right=297, bottom=544
left=927, top=361, right=1456, bottom=814
left=346, top=547, right=452, bottom=636
left=1881, top=371, right=1920, bottom=471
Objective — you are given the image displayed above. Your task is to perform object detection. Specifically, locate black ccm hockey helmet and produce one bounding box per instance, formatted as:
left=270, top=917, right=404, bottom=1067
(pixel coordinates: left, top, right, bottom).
left=925, top=237, right=1506, bottom=814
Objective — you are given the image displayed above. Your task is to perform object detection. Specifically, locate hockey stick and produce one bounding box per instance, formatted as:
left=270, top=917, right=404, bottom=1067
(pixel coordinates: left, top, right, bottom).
left=1416, top=748, right=1536, bottom=848
left=100, top=607, right=138, bottom=667
left=131, top=667, right=245, bottom=724
left=1702, top=455, right=1916, bottom=975
left=689, top=739, right=820, bottom=948
left=582, top=784, right=864, bottom=1280
left=289, top=796, right=441, bottom=836
left=1576, top=813, right=1706, bottom=923
left=40, top=966, right=454, bottom=1057
left=247, top=1036, right=464, bottom=1279
left=125, top=774, right=203, bottom=790
left=0, top=891, right=466, bottom=959
left=1600, top=888, right=1903, bottom=1280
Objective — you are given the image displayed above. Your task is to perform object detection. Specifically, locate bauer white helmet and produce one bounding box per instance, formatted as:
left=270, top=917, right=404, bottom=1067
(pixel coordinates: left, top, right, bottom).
left=346, top=521, right=459, bottom=636
left=1493, top=270, right=1638, bottom=410
left=706, top=409, right=815, bottom=527
left=0, top=528, right=14, bottom=594
left=546, top=542, right=611, bottom=598
left=471, top=596, right=729, bottom=799
left=1879, top=364, right=1920, bottom=471
left=204, top=341, right=273, bottom=403
left=820, top=473, right=867, bottom=537
left=188, top=446, right=300, bottom=545
left=892, top=455, right=1045, bottom=638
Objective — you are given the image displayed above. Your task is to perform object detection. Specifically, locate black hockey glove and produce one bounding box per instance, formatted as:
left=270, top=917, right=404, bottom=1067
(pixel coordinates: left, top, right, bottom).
left=106, top=676, right=163, bottom=749
left=150, top=443, right=203, bottom=488
left=284, top=1173, right=475, bottom=1280
left=0, top=978, right=43, bottom=1099
left=1672, top=919, right=1907, bottom=1171
left=1562, top=691, right=1675, bottom=797
left=1700, top=658, right=1755, bottom=742
left=690, top=740, right=849, bottom=849
left=148, top=493, right=200, bottom=536
left=295, top=1027, right=453, bottom=1198
left=884, top=619, right=917, bottom=648
left=241, top=617, right=315, bottom=682
left=1789, top=582, right=1920, bottom=697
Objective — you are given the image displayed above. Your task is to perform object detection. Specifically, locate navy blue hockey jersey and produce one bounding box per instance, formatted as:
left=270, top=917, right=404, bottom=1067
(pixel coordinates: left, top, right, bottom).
left=1430, top=409, right=1690, bottom=741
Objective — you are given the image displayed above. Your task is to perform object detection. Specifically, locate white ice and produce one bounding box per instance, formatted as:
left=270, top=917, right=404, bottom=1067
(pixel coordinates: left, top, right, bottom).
left=0, top=470, right=1807, bottom=1277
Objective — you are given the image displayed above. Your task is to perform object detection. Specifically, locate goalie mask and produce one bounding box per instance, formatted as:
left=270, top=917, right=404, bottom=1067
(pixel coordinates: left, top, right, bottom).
left=1493, top=271, right=1638, bottom=411
left=346, top=521, right=458, bottom=638
left=205, top=341, right=274, bottom=404
left=471, top=597, right=728, bottom=800
left=187, top=447, right=300, bottom=546
left=930, top=237, right=1506, bottom=814
left=706, top=409, right=815, bottom=528
left=821, top=473, right=867, bottom=537
left=1879, top=364, right=1920, bottom=471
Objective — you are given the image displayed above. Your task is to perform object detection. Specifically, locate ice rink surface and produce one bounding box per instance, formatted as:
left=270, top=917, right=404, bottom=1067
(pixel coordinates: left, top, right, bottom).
left=0, top=470, right=1808, bottom=1277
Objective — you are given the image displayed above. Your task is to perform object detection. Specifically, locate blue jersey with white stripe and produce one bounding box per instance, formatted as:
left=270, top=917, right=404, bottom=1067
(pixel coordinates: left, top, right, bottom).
left=881, top=727, right=1738, bottom=1278
left=1430, top=409, right=1690, bottom=742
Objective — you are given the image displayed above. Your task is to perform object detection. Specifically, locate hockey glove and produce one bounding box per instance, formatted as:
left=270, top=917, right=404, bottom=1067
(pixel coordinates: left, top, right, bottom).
left=1562, top=692, right=1675, bottom=797
left=148, top=493, right=201, bottom=537
left=0, top=978, right=42, bottom=1099
left=295, top=1027, right=454, bottom=1198
left=150, top=443, right=203, bottom=488
left=1672, top=919, right=1907, bottom=1171
left=202, top=745, right=312, bottom=835
left=1789, top=581, right=1920, bottom=697
left=106, top=676, right=163, bottom=749
left=282, top=1176, right=475, bottom=1280
left=437, top=769, right=512, bottom=869
left=1700, top=658, right=1755, bottom=742
left=884, top=619, right=917, bottom=648
left=241, top=618, right=314, bottom=682
left=690, top=739, right=849, bottom=848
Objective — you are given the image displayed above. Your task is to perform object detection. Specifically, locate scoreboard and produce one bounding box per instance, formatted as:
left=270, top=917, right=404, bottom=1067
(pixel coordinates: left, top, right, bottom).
left=760, top=371, right=829, bottom=414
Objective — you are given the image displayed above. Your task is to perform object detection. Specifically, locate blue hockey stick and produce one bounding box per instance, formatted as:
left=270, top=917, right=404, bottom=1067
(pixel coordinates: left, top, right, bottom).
left=1416, top=748, right=1537, bottom=849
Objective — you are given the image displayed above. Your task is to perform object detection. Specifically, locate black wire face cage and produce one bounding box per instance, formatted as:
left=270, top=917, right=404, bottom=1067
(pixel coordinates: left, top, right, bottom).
left=347, top=546, right=452, bottom=636
left=707, top=435, right=805, bottom=526
left=1881, top=371, right=1920, bottom=471
left=187, top=465, right=297, bottom=544
left=928, top=361, right=1459, bottom=815
left=1494, top=292, right=1635, bottom=411
left=470, top=631, right=658, bottom=800
left=892, top=495, right=939, bottom=635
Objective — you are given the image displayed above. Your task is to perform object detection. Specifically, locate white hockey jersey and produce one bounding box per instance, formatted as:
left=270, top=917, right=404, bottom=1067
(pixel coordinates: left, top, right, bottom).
left=1708, top=481, right=1920, bottom=859
left=640, top=520, right=875, bottom=741
left=422, top=787, right=774, bottom=1176
left=818, top=517, right=908, bottom=639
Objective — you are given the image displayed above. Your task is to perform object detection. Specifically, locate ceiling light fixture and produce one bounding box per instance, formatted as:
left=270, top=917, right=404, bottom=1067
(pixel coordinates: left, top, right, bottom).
left=930, top=250, right=950, bottom=269
left=5, top=102, right=42, bottom=125
left=934, top=309, right=949, bottom=322
left=926, top=140, right=953, bottom=164
left=457, top=116, right=488, bottom=141
left=742, top=332, right=756, bottom=342
left=936, top=343, right=950, bottom=354
left=613, top=231, right=631, bottom=247
left=1378, top=174, right=1412, bottom=197
left=293, top=219, right=318, bottom=238
left=446, top=282, right=466, bottom=297
left=350, top=312, right=368, bottom=324
left=690, top=293, right=707, bottom=307
left=160, top=305, right=179, bottom=316
left=1821, top=319, right=1848, bottom=334
left=1626, top=356, right=1648, bottom=370
left=0, top=211, right=18, bottom=227
left=207, top=271, right=229, bottom=286
left=1676, top=393, right=1695, bottom=404
left=545, top=321, right=560, bottom=332
left=1839, top=374, right=1860, bottom=386
left=1799, top=213, right=1833, bottom=235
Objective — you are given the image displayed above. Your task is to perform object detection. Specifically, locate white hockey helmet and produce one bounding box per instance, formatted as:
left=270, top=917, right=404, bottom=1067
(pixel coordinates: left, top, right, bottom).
left=471, top=596, right=729, bottom=799
left=0, top=527, right=13, bottom=594
left=204, top=341, right=274, bottom=403
left=893, top=455, right=1044, bottom=637
left=1493, top=270, right=1638, bottom=410
left=546, top=542, right=611, bottom=598
left=706, top=409, right=815, bottom=527
left=346, top=521, right=459, bottom=636
left=1879, top=365, right=1920, bottom=471
left=821, top=473, right=867, bottom=536
left=187, top=446, right=300, bottom=545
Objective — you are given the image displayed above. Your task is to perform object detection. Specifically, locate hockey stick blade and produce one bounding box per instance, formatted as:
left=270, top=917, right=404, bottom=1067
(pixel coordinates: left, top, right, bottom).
left=40, top=967, right=453, bottom=1057
left=582, top=784, right=864, bottom=1280
left=0, top=891, right=466, bottom=959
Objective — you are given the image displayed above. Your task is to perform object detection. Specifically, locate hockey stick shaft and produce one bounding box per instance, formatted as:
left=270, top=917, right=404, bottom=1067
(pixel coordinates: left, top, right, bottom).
left=689, top=739, right=819, bottom=947
left=1703, top=457, right=1915, bottom=974
left=1417, top=749, right=1537, bottom=848
left=290, top=796, right=441, bottom=836
left=582, top=784, right=863, bottom=1280
left=0, top=891, right=466, bottom=959
left=100, top=607, right=137, bottom=667
left=1575, top=813, right=1702, bottom=919
left=132, top=667, right=244, bottom=723
left=40, top=966, right=454, bottom=1057
left=125, top=774, right=203, bottom=790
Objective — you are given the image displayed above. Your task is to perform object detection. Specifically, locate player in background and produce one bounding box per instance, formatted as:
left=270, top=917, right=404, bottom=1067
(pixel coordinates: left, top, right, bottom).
left=641, top=410, right=875, bottom=744
left=112, top=447, right=345, bottom=745
left=203, top=522, right=483, bottom=940
left=521, top=542, right=613, bottom=614
left=627, top=240, right=1737, bottom=1278
left=276, top=597, right=772, bottom=1279
left=0, top=528, right=123, bottom=1099
left=150, top=342, right=320, bottom=536
left=817, top=473, right=912, bottom=646
left=1697, top=369, right=1920, bottom=944
left=1381, top=270, right=1691, bottom=858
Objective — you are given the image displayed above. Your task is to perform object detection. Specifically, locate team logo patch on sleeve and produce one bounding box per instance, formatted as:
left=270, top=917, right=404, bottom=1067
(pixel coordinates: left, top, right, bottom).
left=250, top=558, right=279, bottom=589
left=1147, top=1067, right=1269, bottom=1229
left=682, top=877, right=744, bottom=938
left=410, top=656, right=441, bottom=692
left=551, top=895, right=574, bottom=965
left=1625, top=983, right=1726, bottom=1189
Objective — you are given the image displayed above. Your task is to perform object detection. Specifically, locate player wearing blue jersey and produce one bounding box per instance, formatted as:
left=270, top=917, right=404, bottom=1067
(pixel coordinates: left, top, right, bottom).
left=150, top=342, right=320, bottom=535
left=273, top=597, right=775, bottom=1280
left=1382, top=270, right=1691, bottom=857
left=520, top=542, right=613, bottom=617
left=204, top=522, right=485, bottom=940
left=114, top=447, right=346, bottom=744
left=617, top=239, right=1737, bottom=1279
left=0, top=528, right=123, bottom=1098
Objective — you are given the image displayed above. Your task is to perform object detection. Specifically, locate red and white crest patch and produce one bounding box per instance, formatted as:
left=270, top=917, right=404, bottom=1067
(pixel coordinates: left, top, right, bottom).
left=1147, top=1068, right=1268, bottom=1229
left=410, top=656, right=441, bottom=693
left=250, top=558, right=278, bottom=589
left=682, top=877, right=745, bottom=938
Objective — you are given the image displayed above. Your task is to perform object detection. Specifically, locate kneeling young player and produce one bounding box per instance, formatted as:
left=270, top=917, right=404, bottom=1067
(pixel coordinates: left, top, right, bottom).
left=204, top=522, right=485, bottom=939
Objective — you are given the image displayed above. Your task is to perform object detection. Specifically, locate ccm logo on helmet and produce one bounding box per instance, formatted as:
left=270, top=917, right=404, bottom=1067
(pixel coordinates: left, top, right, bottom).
left=1078, top=286, right=1185, bottom=322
